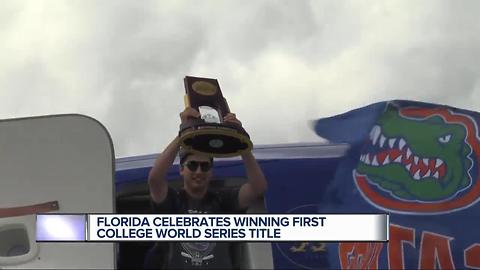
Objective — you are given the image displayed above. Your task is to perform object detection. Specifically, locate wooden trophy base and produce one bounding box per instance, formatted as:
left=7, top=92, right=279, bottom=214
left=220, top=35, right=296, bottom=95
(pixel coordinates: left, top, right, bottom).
left=179, top=123, right=252, bottom=157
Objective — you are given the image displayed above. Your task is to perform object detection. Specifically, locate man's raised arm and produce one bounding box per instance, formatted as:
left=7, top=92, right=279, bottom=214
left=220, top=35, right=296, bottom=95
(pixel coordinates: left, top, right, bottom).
left=148, top=136, right=180, bottom=204
left=222, top=112, right=268, bottom=209
left=238, top=150, right=268, bottom=209
left=148, top=108, right=201, bottom=203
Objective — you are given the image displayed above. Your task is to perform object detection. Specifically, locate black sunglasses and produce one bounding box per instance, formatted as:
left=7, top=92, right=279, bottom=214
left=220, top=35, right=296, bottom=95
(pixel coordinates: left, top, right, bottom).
left=183, top=161, right=212, bottom=172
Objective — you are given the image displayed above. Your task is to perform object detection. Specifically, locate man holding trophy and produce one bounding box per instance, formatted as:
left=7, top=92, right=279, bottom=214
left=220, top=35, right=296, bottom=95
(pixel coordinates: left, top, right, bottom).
left=144, top=76, right=268, bottom=269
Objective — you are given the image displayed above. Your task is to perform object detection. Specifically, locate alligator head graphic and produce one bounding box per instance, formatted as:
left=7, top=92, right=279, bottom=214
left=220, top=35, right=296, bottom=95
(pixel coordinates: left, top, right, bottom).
left=354, top=103, right=480, bottom=214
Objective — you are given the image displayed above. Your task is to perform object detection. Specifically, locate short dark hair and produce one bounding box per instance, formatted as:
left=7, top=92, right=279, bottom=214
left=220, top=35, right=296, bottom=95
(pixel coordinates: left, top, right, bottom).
left=179, top=148, right=213, bottom=165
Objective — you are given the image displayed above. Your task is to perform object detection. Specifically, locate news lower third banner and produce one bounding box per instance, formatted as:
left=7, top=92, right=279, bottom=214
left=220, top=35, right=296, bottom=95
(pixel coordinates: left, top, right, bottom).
left=36, top=214, right=388, bottom=242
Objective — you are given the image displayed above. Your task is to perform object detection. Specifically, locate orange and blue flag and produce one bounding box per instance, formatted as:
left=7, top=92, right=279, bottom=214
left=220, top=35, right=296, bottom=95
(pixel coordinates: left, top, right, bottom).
left=270, top=100, right=480, bottom=269
left=314, top=100, right=480, bottom=269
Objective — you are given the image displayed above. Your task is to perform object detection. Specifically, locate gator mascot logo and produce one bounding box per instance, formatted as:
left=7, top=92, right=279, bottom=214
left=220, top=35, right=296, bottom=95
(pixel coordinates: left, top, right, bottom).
left=354, top=104, right=480, bottom=214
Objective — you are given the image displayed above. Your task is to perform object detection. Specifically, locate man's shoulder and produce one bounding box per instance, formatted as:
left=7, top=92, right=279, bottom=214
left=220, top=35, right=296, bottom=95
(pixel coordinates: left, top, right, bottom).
left=150, top=186, right=182, bottom=213
left=152, top=186, right=179, bottom=202
left=207, top=187, right=245, bottom=213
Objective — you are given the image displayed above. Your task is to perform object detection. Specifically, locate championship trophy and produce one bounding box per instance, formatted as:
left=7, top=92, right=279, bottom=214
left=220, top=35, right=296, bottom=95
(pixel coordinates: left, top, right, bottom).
left=178, top=76, right=253, bottom=157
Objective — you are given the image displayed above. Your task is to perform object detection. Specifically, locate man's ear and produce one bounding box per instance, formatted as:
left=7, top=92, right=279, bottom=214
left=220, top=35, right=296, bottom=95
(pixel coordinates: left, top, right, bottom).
left=179, top=165, right=184, bottom=175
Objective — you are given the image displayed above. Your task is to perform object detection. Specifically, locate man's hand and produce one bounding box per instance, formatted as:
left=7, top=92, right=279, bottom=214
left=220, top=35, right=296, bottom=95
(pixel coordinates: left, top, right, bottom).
left=223, top=113, right=242, bottom=126
left=180, top=107, right=201, bottom=123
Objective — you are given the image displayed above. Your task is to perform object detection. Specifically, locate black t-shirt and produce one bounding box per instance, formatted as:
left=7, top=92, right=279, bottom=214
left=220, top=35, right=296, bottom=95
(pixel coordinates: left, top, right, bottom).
left=150, top=187, right=245, bottom=269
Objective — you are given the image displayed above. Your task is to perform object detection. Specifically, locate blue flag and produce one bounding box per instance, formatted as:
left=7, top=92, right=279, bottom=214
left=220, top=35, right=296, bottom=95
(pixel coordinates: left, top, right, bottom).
left=270, top=100, right=480, bottom=269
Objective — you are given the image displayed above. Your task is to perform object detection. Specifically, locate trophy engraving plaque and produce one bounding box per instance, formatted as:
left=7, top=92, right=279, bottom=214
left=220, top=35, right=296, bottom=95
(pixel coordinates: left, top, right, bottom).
left=179, top=76, right=253, bottom=157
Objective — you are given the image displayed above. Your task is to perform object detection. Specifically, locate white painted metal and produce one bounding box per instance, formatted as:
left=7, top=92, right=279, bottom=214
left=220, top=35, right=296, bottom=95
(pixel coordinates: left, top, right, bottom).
left=0, top=115, right=115, bottom=269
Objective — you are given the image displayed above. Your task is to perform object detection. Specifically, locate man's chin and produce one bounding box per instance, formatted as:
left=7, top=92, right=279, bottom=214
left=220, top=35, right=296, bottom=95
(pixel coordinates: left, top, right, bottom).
left=192, top=179, right=207, bottom=188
